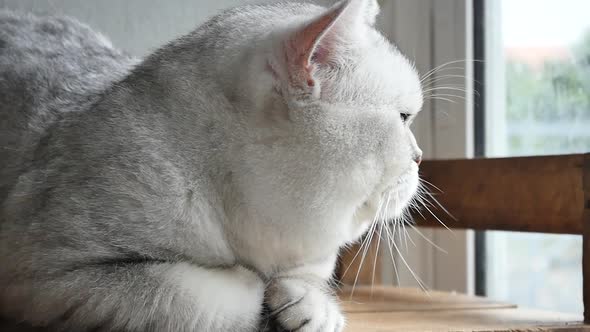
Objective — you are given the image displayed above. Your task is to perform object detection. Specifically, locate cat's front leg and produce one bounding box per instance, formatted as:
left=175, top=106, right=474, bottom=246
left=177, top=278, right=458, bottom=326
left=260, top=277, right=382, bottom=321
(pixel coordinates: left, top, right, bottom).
left=266, top=271, right=344, bottom=332
left=4, top=262, right=264, bottom=332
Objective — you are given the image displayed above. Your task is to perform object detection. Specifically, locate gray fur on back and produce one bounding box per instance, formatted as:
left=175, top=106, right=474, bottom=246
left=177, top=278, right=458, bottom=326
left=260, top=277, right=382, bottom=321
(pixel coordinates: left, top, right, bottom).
left=0, top=10, right=137, bottom=201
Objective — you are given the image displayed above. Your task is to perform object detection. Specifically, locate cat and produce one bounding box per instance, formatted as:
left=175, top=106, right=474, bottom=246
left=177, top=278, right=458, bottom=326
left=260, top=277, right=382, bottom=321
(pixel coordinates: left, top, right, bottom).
left=0, top=0, right=423, bottom=331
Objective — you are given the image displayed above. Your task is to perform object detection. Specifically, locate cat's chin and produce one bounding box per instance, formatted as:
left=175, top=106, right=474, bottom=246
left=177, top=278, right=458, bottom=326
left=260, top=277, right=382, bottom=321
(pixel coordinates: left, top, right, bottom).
left=354, top=167, right=420, bottom=227
left=386, top=167, right=420, bottom=217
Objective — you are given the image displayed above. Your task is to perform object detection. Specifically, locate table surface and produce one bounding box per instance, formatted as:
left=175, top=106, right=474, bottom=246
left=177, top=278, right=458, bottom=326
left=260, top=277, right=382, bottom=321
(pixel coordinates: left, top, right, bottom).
left=0, top=286, right=586, bottom=331
left=339, top=286, right=588, bottom=332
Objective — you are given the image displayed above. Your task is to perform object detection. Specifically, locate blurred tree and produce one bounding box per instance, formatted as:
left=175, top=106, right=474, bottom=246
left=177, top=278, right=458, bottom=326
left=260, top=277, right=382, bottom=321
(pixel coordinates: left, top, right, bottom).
left=506, top=30, right=590, bottom=121
left=505, top=30, right=590, bottom=155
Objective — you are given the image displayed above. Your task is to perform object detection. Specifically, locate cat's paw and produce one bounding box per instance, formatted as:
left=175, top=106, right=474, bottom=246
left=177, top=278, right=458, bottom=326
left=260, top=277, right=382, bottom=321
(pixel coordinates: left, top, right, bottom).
left=266, top=278, right=344, bottom=332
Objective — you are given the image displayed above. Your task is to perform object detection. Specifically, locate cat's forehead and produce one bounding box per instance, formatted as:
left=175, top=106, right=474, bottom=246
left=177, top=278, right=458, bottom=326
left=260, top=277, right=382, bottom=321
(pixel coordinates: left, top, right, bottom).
left=374, top=48, right=423, bottom=113
left=324, top=31, right=423, bottom=113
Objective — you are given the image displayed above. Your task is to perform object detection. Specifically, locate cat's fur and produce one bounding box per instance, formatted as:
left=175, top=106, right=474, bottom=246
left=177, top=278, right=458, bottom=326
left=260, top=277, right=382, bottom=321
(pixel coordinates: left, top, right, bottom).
left=0, top=0, right=423, bottom=331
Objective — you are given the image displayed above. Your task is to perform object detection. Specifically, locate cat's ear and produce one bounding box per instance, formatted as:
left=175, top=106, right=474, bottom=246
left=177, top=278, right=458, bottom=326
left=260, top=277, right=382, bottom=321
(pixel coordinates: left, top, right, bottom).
left=276, top=0, right=380, bottom=97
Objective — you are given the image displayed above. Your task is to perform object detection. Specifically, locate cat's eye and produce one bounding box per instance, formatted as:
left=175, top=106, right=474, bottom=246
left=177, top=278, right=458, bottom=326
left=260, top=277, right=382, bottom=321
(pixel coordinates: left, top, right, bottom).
left=400, top=113, right=411, bottom=123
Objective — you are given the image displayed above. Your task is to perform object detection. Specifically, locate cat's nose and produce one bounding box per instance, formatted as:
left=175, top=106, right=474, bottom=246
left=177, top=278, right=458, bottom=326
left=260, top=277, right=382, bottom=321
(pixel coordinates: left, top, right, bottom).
left=413, top=154, right=422, bottom=166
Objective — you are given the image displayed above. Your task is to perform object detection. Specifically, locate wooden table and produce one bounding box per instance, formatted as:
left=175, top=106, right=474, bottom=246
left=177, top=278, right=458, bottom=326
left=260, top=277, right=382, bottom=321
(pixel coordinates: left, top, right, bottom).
left=340, top=286, right=588, bottom=332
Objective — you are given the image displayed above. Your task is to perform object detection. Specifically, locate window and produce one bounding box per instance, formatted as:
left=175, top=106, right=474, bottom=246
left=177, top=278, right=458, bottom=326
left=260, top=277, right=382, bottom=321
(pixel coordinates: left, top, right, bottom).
left=480, top=0, right=589, bottom=314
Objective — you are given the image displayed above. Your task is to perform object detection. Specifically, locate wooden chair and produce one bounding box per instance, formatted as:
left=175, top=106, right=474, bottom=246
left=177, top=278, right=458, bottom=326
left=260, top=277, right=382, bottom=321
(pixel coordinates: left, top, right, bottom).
left=337, top=153, right=590, bottom=331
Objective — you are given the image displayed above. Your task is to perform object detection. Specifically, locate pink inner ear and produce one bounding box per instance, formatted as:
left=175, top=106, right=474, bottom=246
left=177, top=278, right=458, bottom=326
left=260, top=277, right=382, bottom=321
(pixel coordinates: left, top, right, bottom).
left=285, top=3, right=347, bottom=84
left=294, top=9, right=341, bottom=67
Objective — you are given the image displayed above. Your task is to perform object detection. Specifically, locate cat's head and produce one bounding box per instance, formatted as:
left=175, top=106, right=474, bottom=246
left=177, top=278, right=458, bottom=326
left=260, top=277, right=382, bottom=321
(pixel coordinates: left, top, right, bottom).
left=231, top=0, right=422, bottom=235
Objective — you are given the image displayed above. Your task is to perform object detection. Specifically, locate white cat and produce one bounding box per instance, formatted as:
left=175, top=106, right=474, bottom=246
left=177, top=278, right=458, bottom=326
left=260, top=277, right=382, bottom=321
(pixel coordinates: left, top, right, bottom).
left=0, top=0, right=422, bottom=331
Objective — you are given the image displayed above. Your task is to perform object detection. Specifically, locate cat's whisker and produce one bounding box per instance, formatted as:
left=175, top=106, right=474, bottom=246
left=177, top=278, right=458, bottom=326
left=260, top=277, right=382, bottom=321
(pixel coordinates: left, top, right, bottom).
left=391, top=231, right=430, bottom=293
left=425, top=192, right=458, bottom=222
left=419, top=59, right=482, bottom=93
left=428, top=93, right=467, bottom=101
left=420, top=58, right=484, bottom=81
left=422, top=83, right=470, bottom=90
left=418, top=178, right=444, bottom=193
left=419, top=59, right=472, bottom=83
left=409, top=188, right=449, bottom=254
left=394, top=200, right=404, bottom=247
left=426, top=96, right=457, bottom=104
left=416, top=190, right=438, bottom=211
left=379, top=197, right=428, bottom=293
left=422, top=72, right=468, bottom=81
left=368, top=193, right=393, bottom=294
left=370, top=223, right=383, bottom=296
left=422, top=87, right=471, bottom=96
left=421, top=80, right=466, bottom=92
left=340, top=241, right=366, bottom=281
left=408, top=205, right=422, bottom=221
left=422, top=76, right=483, bottom=92
left=415, top=185, right=455, bottom=234
left=425, top=95, right=464, bottom=104
left=402, top=222, right=409, bottom=251
left=401, top=211, right=416, bottom=250
left=369, top=193, right=391, bottom=296
left=409, top=224, right=448, bottom=254
left=421, top=67, right=467, bottom=80
left=341, top=212, right=380, bottom=281
left=397, top=220, right=402, bottom=245
left=421, top=72, right=468, bottom=88
left=350, top=195, right=386, bottom=298
left=396, top=208, right=409, bottom=252
left=424, top=87, right=480, bottom=99
left=328, top=272, right=344, bottom=293
left=351, top=221, right=376, bottom=297
left=347, top=238, right=370, bottom=298
left=382, top=192, right=392, bottom=221
left=404, top=223, right=417, bottom=249
left=418, top=181, right=457, bottom=222
left=423, top=91, right=461, bottom=100
left=410, top=192, right=429, bottom=215
left=341, top=219, right=376, bottom=280
left=383, top=224, right=401, bottom=286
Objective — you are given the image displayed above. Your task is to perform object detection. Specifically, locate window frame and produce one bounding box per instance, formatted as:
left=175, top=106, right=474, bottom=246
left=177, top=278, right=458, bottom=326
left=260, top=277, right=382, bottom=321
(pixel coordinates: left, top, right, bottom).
left=473, top=0, right=487, bottom=296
